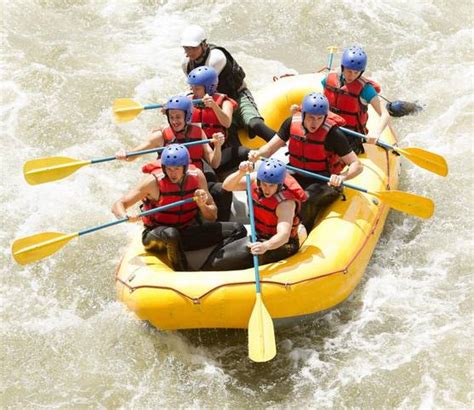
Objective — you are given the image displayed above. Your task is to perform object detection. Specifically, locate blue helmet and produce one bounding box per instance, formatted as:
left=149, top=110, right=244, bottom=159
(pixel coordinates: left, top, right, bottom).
left=165, top=95, right=193, bottom=124
left=341, top=46, right=367, bottom=72
left=161, top=144, right=190, bottom=168
left=257, top=158, right=287, bottom=185
left=188, top=66, right=219, bottom=95
left=301, top=93, right=329, bottom=116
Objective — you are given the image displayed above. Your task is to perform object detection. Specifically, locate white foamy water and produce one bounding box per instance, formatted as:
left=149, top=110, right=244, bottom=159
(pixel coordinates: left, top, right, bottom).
left=1, top=0, right=472, bottom=408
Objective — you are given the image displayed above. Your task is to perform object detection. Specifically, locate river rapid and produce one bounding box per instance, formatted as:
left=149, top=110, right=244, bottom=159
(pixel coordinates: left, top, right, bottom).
left=1, top=0, right=473, bottom=408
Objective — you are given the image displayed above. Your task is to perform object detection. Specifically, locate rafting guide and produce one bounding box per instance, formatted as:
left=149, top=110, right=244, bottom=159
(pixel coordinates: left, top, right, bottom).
left=181, top=25, right=276, bottom=142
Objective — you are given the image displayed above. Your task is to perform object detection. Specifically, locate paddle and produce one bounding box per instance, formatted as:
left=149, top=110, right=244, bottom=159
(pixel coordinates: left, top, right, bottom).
left=321, top=48, right=422, bottom=117
left=246, top=173, right=276, bottom=362
left=113, top=98, right=203, bottom=123
left=12, top=197, right=196, bottom=265
left=340, top=127, right=448, bottom=177
left=321, top=45, right=338, bottom=72
left=282, top=163, right=435, bottom=219
left=23, top=139, right=212, bottom=185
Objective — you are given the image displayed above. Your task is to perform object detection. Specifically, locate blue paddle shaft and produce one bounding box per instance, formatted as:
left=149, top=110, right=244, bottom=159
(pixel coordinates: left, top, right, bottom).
left=144, top=103, right=164, bottom=110
left=78, top=197, right=195, bottom=236
left=90, top=138, right=211, bottom=164
left=327, top=52, right=334, bottom=70
left=245, top=173, right=262, bottom=294
left=144, top=98, right=203, bottom=111
left=340, top=126, right=393, bottom=152
left=284, top=163, right=369, bottom=194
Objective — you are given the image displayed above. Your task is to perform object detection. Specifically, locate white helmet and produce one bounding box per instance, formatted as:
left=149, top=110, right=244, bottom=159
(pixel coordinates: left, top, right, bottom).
left=181, top=25, right=206, bottom=47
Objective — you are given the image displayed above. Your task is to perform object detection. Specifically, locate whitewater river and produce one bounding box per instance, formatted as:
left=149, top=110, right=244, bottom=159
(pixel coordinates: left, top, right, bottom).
left=1, top=0, right=472, bottom=408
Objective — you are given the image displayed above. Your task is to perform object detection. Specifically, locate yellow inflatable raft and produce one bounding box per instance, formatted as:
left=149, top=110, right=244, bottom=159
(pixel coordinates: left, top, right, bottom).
left=115, top=73, right=400, bottom=330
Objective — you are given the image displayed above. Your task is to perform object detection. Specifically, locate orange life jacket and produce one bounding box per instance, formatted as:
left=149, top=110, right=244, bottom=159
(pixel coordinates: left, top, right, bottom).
left=141, top=167, right=200, bottom=229
left=252, top=174, right=307, bottom=240
left=162, top=125, right=204, bottom=170
left=324, top=71, right=381, bottom=133
left=190, top=93, right=238, bottom=139
left=288, top=111, right=346, bottom=175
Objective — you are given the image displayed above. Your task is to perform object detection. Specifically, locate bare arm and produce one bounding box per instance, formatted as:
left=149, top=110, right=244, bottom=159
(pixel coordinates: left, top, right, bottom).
left=203, top=95, right=233, bottom=128
left=328, top=151, right=363, bottom=187
left=222, top=161, right=254, bottom=191
left=111, top=175, right=157, bottom=221
left=249, top=200, right=296, bottom=254
left=248, top=134, right=285, bottom=162
left=195, top=169, right=218, bottom=222
left=202, top=130, right=224, bottom=168
left=366, top=96, right=392, bottom=144
left=115, top=129, right=164, bottom=161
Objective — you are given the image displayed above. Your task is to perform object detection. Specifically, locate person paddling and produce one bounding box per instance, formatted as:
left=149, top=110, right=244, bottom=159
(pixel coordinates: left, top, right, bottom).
left=115, top=95, right=223, bottom=170
left=115, top=95, right=233, bottom=221
left=112, top=144, right=246, bottom=271
left=248, top=93, right=362, bottom=231
left=322, top=45, right=394, bottom=153
left=202, top=158, right=306, bottom=271
left=180, top=25, right=276, bottom=142
left=187, top=65, right=250, bottom=177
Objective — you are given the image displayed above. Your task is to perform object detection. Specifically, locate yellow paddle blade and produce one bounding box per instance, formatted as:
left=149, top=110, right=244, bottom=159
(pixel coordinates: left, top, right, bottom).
left=112, top=98, right=144, bottom=123
left=371, top=190, right=435, bottom=219
left=396, top=147, right=448, bottom=177
left=23, top=157, right=91, bottom=185
left=12, top=232, right=78, bottom=265
left=248, top=293, right=276, bottom=362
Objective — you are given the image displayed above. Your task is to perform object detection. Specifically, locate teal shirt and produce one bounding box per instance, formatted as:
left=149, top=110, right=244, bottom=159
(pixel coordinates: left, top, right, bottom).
left=321, top=75, right=378, bottom=105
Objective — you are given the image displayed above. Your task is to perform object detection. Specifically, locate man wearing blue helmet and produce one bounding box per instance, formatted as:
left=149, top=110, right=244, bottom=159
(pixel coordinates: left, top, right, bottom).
left=322, top=45, right=391, bottom=153
left=188, top=66, right=250, bottom=177
left=180, top=25, right=276, bottom=142
left=202, top=159, right=307, bottom=270
left=112, top=144, right=246, bottom=271
left=248, top=93, right=362, bottom=231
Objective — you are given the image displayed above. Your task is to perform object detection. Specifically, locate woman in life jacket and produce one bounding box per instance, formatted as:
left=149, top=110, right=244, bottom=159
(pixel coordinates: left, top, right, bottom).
left=115, top=95, right=233, bottom=221
left=322, top=45, right=392, bottom=154
left=188, top=66, right=250, bottom=178
left=248, top=93, right=363, bottom=231
left=202, top=158, right=307, bottom=271
left=112, top=144, right=246, bottom=271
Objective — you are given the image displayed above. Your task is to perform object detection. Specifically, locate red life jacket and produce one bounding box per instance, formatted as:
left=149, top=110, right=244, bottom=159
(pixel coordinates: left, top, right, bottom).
left=252, top=174, right=307, bottom=240
left=324, top=71, right=381, bottom=133
left=141, top=167, right=200, bottom=229
left=288, top=111, right=346, bottom=175
left=162, top=125, right=204, bottom=170
left=190, top=93, right=238, bottom=139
